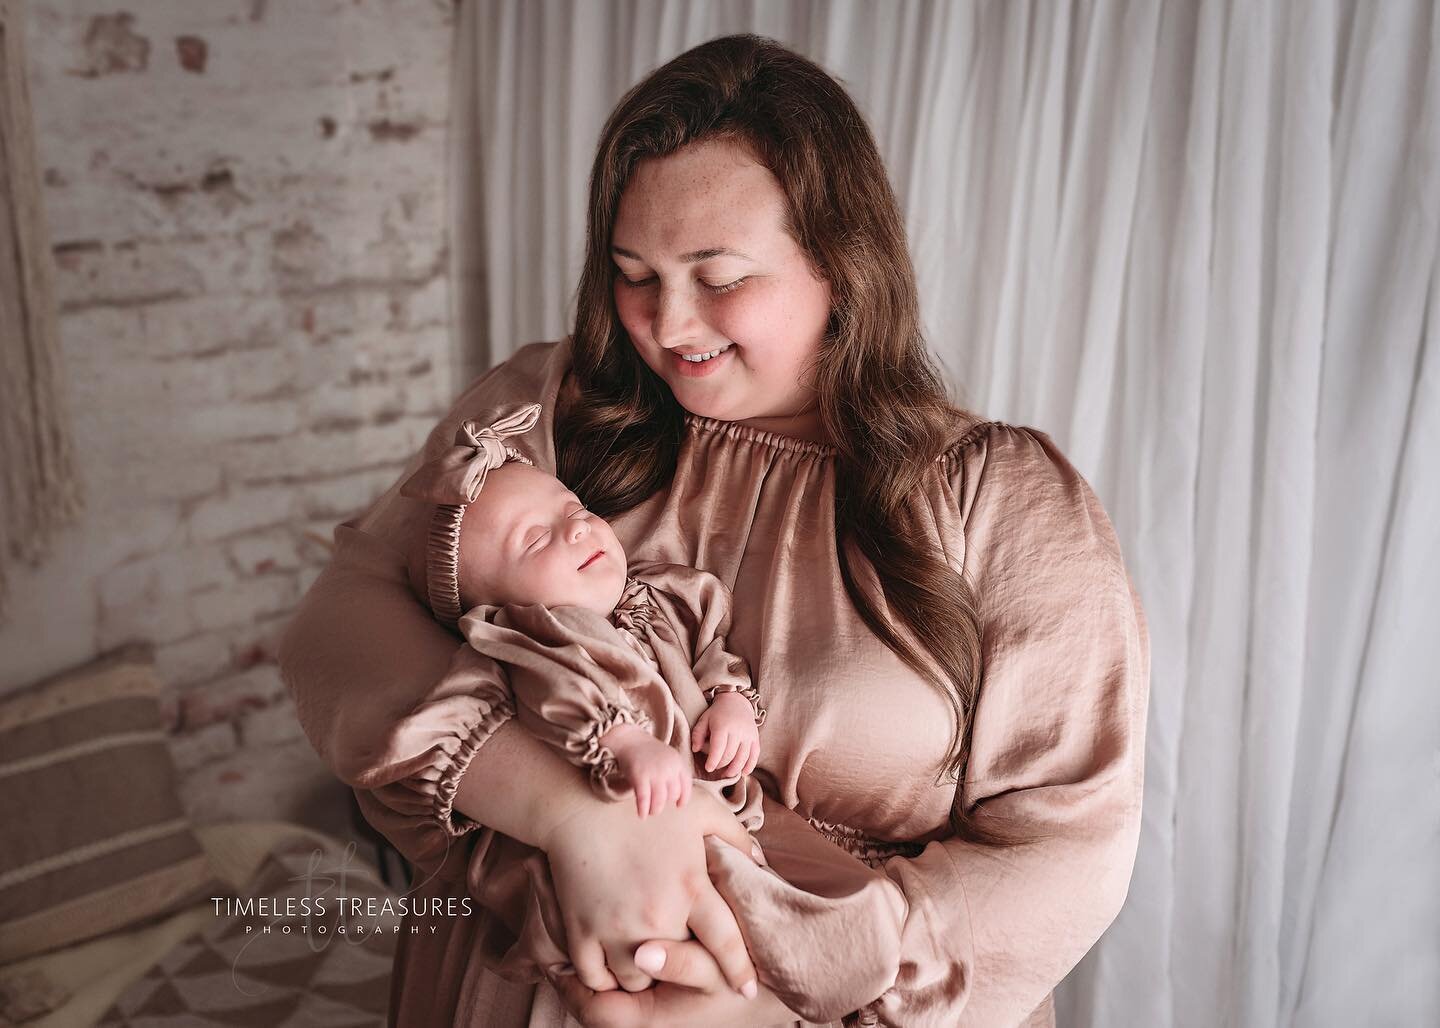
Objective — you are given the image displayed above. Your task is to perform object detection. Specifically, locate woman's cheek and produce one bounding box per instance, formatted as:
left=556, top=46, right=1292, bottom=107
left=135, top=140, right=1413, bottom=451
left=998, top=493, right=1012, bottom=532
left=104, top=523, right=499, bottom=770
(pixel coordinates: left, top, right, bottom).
left=612, top=286, right=648, bottom=341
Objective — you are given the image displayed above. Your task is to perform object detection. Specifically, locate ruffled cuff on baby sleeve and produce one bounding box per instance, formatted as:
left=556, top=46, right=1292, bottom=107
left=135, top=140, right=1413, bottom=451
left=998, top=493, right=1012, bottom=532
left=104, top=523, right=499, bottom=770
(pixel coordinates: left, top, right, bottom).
left=702, top=682, right=768, bottom=727
left=577, top=703, right=655, bottom=802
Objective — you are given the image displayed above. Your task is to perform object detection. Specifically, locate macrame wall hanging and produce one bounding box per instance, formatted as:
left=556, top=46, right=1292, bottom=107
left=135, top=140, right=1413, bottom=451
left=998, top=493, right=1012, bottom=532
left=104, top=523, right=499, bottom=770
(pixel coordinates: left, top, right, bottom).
left=0, top=0, right=81, bottom=619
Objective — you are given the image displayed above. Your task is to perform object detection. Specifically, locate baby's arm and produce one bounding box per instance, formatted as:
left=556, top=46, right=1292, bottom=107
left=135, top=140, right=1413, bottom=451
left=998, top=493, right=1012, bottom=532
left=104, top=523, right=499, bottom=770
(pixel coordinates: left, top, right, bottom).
left=598, top=721, right=692, bottom=818
left=455, top=602, right=693, bottom=818
left=691, top=691, right=760, bottom=776
left=673, top=569, right=766, bottom=775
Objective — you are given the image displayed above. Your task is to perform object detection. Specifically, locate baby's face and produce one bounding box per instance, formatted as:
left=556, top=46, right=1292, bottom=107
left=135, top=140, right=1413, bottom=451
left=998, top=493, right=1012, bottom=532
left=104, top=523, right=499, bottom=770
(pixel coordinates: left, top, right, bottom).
left=455, top=463, right=627, bottom=616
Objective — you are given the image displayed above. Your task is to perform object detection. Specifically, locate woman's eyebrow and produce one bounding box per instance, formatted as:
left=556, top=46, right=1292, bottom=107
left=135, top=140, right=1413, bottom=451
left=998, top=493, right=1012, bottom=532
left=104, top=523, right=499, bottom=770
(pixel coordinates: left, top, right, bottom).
left=611, top=245, right=754, bottom=263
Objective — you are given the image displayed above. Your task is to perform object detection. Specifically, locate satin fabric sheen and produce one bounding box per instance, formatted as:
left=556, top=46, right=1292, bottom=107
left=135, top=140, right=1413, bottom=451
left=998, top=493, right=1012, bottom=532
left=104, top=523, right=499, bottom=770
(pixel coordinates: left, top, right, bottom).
left=280, top=340, right=1149, bottom=1026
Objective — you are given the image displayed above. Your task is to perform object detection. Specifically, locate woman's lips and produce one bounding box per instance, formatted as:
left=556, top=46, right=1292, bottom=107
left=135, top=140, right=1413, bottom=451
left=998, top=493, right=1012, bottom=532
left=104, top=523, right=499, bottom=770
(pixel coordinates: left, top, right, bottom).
left=669, top=344, right=734, bottom=378
left=578, top=550, right=605, bottom=571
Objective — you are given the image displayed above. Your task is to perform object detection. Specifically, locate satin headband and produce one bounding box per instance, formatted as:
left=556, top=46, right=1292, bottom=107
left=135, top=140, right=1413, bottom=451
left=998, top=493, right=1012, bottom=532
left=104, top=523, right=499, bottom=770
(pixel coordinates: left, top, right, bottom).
left=399, top=402, right=542, bottom=624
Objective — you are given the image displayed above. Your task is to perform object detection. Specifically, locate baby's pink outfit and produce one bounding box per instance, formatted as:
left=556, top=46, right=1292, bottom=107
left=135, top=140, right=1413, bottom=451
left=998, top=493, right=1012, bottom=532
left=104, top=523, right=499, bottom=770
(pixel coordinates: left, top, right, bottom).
left=448, top=560, right=906, bottom=1022
left=461, top=561, right=767, bottom=839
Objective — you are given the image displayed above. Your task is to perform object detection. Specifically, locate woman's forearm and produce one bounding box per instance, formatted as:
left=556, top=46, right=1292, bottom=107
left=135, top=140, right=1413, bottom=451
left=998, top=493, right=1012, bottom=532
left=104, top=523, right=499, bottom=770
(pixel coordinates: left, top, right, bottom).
left=451, top=717, right=607, bottom=848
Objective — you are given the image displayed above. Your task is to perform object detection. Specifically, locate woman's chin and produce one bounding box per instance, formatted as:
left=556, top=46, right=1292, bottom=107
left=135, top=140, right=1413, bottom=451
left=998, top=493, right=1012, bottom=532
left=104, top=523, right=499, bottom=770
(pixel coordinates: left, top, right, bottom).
left=666, top=382, right=748, bottom=423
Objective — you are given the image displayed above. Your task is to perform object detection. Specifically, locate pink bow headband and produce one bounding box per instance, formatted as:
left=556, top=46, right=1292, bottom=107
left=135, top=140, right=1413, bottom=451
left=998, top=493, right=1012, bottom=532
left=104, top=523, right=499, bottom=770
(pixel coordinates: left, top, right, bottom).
left=400, top=402, right=542, bottom=624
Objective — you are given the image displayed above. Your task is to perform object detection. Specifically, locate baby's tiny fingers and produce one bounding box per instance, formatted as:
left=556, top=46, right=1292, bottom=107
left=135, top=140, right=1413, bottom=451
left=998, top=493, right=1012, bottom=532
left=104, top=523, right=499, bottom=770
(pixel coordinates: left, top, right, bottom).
left=703, top=734, right=725, bottom=772
left=720, top=735, right=742, bottom=770
left=634, top=782, right=651, bottom=819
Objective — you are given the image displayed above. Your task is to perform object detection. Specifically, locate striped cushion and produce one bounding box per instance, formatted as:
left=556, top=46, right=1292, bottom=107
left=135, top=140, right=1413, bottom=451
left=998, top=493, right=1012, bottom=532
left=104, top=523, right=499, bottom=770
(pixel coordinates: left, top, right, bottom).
left=0, top=647, right=218, bottom=962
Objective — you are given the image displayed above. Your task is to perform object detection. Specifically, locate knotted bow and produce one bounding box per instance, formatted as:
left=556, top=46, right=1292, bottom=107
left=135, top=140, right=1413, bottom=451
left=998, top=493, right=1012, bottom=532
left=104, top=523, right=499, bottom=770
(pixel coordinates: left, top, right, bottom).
left=400, top=403, right=541, bottom=505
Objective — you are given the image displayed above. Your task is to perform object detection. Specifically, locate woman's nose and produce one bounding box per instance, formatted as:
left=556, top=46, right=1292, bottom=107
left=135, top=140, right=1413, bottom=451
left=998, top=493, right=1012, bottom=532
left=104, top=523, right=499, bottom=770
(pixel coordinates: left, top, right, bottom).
left=652, top=288, right=700, bottom=349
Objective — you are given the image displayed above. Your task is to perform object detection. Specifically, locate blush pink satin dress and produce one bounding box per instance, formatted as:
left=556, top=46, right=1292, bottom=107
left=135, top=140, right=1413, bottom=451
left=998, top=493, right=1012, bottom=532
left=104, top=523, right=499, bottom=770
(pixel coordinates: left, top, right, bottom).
left=280, top=340, right=1150, bottom=1027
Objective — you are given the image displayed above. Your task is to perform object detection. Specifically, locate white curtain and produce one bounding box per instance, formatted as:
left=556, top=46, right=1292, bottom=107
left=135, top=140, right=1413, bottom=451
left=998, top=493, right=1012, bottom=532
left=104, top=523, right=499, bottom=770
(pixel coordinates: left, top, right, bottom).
left=450, top=2, right=1440, bottom=1025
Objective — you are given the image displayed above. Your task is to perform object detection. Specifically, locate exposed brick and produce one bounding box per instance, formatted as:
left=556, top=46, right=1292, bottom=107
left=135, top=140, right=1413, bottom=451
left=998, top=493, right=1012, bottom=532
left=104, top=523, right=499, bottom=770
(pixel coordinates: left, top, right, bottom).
left=180, top=664, right=286, bottom=730
left=79, top=13, right=151, bottom=78
left=6, top=0, right=456, bottom=843
left=227, top=528, right=302, bottom=576
left=190, top=574, right=301, bottom=633
left=179, top=737, right=349, bottom=833
left=175, top=35, right=208, bottom=74
left=98, top=547, right=235, bottom=648
left=169, top=721, right=238, bottom=773
left=189, top=484, right=299, bottom=542
left=154, top=633, right=235, bottom=688
left=238, top=697, right=306, bottom=748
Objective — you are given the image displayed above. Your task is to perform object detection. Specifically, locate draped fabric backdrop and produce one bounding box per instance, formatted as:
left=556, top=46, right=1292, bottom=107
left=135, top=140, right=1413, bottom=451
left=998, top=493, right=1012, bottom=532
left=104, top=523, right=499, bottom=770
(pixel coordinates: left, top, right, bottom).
left=449, top=2, right=1439, bottom=1024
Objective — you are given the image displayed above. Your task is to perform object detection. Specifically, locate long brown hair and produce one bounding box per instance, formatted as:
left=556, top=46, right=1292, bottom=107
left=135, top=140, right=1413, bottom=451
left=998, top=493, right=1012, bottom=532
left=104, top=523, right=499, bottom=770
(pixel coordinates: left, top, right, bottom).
left=557, top=35, right=1010, bottom=844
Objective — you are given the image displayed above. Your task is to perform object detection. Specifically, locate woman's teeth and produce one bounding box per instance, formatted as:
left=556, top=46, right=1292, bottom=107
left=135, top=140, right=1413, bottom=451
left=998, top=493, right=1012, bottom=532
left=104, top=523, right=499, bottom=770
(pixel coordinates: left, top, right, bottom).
left=679, top=345, right=732, bottom=363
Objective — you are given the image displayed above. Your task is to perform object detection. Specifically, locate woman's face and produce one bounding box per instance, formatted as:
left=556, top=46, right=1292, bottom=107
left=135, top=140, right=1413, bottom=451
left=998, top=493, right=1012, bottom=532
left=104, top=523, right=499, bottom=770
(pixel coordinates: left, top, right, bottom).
left=611, top=138, right=833, bottom=435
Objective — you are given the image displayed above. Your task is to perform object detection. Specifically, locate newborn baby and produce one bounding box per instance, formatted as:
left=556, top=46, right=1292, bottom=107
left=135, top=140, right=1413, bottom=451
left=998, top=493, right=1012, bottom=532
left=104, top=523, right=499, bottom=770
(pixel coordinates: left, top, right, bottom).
left=397, top=402, right=908, bottom=1021
left=401, top=402, right=766, bottom=822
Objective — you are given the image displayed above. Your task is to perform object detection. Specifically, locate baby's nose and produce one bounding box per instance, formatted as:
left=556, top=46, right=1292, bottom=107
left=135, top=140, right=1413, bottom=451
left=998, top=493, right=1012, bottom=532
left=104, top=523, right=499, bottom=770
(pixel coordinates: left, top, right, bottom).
left=567, top=518, right=589, bottom=543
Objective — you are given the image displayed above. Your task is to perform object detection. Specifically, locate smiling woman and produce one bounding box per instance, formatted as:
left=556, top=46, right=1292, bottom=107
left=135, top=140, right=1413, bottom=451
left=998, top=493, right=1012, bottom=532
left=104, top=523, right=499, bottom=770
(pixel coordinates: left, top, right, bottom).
left=610, top=138, right=834, bottom=436
left=282, top=33, right=1148, bottom=1028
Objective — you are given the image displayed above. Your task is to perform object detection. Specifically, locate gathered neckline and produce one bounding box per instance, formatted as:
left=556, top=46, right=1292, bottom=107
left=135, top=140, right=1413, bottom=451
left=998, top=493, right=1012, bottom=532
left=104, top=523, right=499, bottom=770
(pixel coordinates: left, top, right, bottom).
left=684, top=412, right=1005, bottom=464
left=684, top=413, right=838, bottom=458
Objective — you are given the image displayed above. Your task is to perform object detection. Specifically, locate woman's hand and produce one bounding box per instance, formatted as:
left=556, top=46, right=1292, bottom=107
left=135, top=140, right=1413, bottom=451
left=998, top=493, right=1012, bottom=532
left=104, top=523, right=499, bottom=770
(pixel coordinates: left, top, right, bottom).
left=540, top=787, right=759, bottom=996
left=552, top=939, right=795, bottom=1028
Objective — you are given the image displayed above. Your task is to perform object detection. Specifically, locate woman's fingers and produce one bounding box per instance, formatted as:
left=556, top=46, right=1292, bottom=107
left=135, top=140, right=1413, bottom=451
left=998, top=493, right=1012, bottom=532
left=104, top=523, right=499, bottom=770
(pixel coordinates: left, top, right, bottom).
left=602, top=941, right=654, bottom=994
left=685, top=886, right=758, bottom=996
left=639, top=937, right=759, bottom=1001
left=569, top=935, right=619, bottom=992
left=549, top=970, right=596, bottom=1020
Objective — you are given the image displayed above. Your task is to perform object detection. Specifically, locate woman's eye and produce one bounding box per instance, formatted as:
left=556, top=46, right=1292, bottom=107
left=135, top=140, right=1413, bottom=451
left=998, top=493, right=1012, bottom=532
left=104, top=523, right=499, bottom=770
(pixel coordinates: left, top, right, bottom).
left=616, top=275, right=745, bottom=295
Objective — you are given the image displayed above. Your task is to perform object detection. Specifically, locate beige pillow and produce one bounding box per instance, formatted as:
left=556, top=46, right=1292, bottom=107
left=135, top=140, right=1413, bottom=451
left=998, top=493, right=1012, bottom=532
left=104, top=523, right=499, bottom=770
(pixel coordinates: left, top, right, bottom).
left=0, top=646, right=219, bottom=962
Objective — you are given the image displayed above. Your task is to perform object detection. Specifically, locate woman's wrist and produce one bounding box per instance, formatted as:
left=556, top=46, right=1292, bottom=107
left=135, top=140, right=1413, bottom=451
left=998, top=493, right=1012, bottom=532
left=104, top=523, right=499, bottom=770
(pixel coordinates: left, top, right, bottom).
left=452, top=719, right=606, bottom=849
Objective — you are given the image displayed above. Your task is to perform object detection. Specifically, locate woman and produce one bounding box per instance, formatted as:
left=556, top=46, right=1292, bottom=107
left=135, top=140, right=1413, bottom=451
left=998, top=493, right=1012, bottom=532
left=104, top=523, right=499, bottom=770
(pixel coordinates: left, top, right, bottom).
left=281, top=34, right=1149, bottom=1028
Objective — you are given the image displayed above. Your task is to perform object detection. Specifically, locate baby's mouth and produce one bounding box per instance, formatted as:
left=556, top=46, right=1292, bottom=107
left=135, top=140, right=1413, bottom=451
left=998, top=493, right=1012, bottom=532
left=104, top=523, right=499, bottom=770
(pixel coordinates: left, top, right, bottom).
left=578, top=550, right=604, bottom=571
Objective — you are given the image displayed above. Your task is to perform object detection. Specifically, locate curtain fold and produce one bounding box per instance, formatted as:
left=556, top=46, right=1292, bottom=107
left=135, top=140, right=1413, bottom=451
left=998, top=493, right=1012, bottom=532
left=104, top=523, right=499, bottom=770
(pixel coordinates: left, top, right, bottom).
left=450, top=2, right=1440, bottom=1024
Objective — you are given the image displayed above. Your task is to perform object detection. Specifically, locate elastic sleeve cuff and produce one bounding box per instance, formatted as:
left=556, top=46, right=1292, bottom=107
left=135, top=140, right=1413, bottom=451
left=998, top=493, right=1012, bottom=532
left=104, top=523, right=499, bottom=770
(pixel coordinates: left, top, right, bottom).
left=433, top=694, right=518, bottom=835
left=702, top=682, right=768, bottom=727
left=579, top=703, right=654, bottom=801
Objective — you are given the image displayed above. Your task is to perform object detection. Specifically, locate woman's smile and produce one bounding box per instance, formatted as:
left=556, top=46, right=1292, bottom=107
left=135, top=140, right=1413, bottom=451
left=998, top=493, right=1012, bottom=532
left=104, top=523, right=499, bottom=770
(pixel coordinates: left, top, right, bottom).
left=669, top=343, right=735, bottom=377
left=611, top=137, right=831, bottom=428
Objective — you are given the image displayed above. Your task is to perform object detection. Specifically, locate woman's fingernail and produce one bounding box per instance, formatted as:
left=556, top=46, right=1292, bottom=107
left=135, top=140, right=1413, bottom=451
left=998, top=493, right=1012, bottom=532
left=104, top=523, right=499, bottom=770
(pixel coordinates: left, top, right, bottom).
left=739, top=979, right=758, bottom=999
left=634, top=943, right=665, bottom=974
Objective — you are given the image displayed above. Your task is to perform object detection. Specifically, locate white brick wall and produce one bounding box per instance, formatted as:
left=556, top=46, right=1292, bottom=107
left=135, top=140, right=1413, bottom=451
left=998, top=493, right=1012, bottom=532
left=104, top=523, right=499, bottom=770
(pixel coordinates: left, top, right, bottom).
left=0, top=0, right=457, bottom=839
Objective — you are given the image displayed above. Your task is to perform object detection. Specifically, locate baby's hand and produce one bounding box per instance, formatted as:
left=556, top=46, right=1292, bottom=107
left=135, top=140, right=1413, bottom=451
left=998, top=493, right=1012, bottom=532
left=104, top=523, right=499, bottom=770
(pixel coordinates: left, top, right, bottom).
left=691, top=692, right=761, bottom=777
left=600, top=723, right=693, bottom=819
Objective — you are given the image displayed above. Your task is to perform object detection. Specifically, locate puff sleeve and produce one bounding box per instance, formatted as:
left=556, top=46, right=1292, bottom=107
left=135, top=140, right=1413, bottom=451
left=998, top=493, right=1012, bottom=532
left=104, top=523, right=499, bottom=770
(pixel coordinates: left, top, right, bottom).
left=631, top=562, right=767, bottom=725
left=278, top=341, right=567, bottom=876
left=864, top=424, right=1150, bottom=1026
left=457, top=603, right=679, bottom=802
